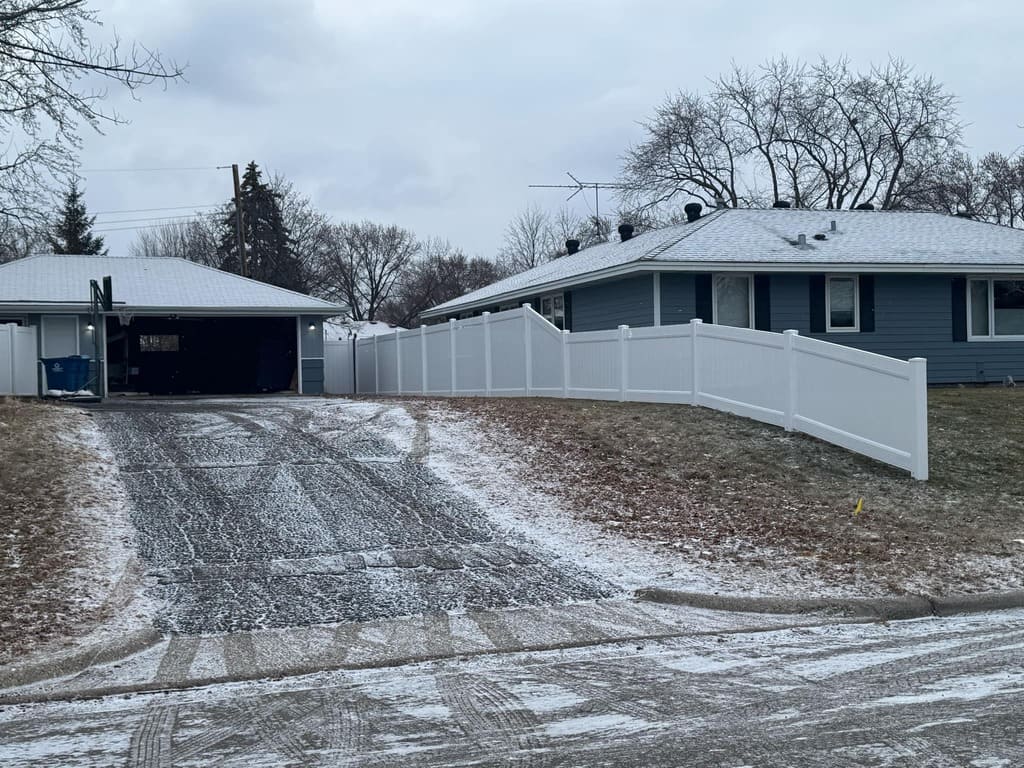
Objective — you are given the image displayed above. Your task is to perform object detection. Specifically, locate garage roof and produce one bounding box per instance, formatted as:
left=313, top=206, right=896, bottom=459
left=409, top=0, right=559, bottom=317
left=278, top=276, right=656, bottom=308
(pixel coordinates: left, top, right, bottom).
left=0, top=255, right=345, bottom=315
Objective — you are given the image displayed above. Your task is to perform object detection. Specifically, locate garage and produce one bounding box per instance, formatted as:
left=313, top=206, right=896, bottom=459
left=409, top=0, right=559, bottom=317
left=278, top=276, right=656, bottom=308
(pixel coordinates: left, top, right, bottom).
left=0, top=255, right=346, bottom=397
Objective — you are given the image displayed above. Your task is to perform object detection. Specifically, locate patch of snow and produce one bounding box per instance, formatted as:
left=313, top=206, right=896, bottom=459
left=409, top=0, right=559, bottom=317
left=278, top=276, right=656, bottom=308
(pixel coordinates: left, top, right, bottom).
left=323, top=319, right=406, bottom=340
left=543, top=713, right=650, bottom=737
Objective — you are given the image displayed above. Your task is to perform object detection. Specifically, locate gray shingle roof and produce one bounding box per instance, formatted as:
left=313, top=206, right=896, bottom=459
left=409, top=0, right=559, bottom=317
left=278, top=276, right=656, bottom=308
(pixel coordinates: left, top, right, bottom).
left=425, top=209, right=1024, bottom=316
left=0, top=255, right=344, bottom=314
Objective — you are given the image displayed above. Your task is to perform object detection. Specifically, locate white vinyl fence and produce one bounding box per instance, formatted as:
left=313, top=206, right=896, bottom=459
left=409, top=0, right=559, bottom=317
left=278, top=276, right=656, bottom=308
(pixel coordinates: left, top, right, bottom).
left=0, top=323, right=38, bottom=396
left=326, top=306, right=929, bottom=479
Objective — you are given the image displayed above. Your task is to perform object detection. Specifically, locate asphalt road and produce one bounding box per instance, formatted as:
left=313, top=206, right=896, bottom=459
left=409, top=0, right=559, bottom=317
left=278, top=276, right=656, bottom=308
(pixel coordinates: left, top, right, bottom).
left=91, top=399, right=612, bottom=633
left=2, top=610, right=1022, bottom=766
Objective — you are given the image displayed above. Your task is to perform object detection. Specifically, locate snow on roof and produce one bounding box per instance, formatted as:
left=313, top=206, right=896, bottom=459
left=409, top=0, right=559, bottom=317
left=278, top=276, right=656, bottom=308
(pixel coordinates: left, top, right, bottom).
left=323, top=319, right=407, bottom=339
left=425, top=209, right=1024, bottom=316
left=0, top=255, right=344, bottom=314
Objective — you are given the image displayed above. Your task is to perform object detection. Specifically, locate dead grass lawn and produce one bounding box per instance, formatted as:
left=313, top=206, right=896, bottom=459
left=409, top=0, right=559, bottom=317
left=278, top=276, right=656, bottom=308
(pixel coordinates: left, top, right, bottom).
left=0, top=399, right=105, bottom=662
left=433, top=388, right=1024, bottom=595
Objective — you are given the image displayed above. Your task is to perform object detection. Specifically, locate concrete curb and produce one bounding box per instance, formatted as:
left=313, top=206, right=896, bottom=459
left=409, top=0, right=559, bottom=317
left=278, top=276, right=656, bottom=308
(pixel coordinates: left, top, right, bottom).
left=0, top=627, right=164, bottom=692
left=635, top=587, right=1024, bottom=620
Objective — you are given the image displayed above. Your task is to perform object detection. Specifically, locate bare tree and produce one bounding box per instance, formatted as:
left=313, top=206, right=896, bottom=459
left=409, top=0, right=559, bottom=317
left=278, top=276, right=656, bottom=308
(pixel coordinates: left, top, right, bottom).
left=319, top=221, right=420, bottom=321
left=497, top=205, right=558, bottom=273
left=377, top=239, right=504, bottom=327
left=620, top=56, right=962, bottom=216
left=129, top=215, right=221, bottom=264
left=0, top=1, right=183, bottom=229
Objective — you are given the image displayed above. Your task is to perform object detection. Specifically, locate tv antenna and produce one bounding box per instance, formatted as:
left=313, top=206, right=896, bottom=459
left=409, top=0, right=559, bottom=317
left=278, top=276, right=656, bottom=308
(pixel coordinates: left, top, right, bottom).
left=529, top=171, right=630, bottom=225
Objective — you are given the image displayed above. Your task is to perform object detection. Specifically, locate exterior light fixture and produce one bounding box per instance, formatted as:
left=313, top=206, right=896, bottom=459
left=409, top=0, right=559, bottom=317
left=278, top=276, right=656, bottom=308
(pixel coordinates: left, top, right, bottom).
left=86, top=323, right=95, bottom=331
left=308, top=322, right=317, bottom=331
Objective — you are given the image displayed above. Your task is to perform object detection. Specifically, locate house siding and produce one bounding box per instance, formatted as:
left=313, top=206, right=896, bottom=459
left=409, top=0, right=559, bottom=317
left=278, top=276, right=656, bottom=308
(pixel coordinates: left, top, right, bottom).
left=770, top=273, right=1024, bottom=384
left=659, top=273, right=698, bottom=326
left=569, top=275, right=655, bottom=332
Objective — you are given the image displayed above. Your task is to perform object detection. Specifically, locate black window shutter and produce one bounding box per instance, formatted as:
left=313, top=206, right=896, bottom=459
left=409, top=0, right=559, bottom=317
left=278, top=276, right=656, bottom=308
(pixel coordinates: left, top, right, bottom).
left=809, top=275, right=826, bottom=333
left=754, top=275, right=771, bottom=331
left=695, top=274, right=713, bottom=323
left=563, top=290, right=573, bottom=332
left=859, top=275, right=875, bottom=333
left=951, top=277, right=967, bottom=342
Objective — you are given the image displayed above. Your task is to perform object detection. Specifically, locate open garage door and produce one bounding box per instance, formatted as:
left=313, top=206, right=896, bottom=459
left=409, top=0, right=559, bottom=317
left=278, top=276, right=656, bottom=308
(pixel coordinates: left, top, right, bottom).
left=106, top=316, right=298, bottom=395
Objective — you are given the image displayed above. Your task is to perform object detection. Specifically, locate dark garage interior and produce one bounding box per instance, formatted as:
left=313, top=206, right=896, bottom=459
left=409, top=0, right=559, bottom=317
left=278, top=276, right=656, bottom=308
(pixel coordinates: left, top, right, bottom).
left=106, top=316, right=298, bottom=395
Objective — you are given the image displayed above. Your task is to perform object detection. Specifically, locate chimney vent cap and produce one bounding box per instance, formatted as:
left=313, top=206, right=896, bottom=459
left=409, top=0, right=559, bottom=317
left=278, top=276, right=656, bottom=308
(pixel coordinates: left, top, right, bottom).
left=565, top=238, right=581, bottom=255
left=683, top=202, right=703, bottom=222
left=617, top=223, right=635, bottom=242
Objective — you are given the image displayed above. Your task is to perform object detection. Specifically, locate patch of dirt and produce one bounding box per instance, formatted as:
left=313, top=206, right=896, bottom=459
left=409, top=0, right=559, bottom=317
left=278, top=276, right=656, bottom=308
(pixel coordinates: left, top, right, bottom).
left=0, top=398, right=133, bottom=663
left=389, top=389, right=1024, bottom=596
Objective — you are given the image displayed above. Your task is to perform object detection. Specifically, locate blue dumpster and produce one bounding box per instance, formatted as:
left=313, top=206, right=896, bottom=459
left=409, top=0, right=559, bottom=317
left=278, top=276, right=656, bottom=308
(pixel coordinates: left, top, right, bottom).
left=41, top=356, right=91, bottom=392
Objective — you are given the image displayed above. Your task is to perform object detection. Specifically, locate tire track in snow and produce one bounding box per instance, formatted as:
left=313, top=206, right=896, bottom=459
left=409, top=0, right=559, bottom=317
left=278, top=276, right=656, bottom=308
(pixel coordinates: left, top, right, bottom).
left=126, top=703, right=176, bottom=768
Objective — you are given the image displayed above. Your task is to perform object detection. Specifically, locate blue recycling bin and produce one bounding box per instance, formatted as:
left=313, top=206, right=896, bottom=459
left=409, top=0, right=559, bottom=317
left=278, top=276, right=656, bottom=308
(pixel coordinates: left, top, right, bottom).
left=41, top=356, right=91, bottom=392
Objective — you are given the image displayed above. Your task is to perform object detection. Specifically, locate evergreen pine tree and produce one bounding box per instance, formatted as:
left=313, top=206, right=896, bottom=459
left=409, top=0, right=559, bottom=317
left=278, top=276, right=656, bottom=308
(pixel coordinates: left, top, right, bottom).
left=49, top=181, right=107, bottom=255
left=218, top=162, right=306, bottom=292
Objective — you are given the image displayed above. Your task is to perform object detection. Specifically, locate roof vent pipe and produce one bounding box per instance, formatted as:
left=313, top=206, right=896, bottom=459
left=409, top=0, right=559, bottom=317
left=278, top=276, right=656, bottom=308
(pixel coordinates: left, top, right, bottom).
left=617, top=223, right=634, bottom=242
left=854, top=202, right=875, bottom=211
left=684, top=202, right=703, bottom=223
left=797, top=234, right=807, bottom=247
left=566, top=239, right=581, bottom=255
left=772, top=200, right=791, bottom=208
left=830, top=220, right=838, bottom=232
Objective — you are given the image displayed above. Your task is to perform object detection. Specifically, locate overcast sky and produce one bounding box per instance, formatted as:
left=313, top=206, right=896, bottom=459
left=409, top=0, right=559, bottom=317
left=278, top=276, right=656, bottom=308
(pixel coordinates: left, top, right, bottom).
left=81, top=0, right=1024, bottom=258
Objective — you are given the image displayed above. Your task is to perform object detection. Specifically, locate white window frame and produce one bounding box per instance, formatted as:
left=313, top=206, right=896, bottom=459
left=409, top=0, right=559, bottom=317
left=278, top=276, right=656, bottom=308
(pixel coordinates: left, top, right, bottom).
left=538, top=291, right=566, bottom=329
left=711, top=273, right=754, bottom=329
left=967, top=276, right=1024, bottom=342
left=825, top=274, right=860, bottom=333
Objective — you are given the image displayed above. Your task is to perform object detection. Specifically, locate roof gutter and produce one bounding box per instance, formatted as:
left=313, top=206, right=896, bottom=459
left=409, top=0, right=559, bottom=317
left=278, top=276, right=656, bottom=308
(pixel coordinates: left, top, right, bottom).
left=0, top=303, right=346, bottom=317
left=422, top=260, right=1024, bottom=318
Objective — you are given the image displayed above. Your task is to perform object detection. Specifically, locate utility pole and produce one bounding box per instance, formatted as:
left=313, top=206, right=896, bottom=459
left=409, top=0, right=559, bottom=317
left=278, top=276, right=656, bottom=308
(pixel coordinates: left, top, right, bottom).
left=231, top=163, right=248, bottom=277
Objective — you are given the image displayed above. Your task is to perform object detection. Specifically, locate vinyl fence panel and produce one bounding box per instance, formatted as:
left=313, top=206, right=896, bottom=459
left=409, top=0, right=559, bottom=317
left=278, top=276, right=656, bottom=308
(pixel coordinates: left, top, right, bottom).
left=323, top=340, right=354, bottom=394
left=0, top=324, right=38, bottom=396
left=321, top=306, right=929, bottom=479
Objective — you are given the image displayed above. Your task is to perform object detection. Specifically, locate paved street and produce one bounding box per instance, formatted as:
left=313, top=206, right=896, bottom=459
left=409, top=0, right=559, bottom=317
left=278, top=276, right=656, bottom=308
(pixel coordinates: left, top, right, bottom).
left=92, top=399, right=612, bottom=633
left=2, top=610, right=1022, bottom=766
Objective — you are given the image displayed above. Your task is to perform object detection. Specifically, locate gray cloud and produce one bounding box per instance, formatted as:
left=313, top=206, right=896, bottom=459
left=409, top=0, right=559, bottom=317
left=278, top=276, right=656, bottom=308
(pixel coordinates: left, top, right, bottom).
left=80, top=0, right=1024, bottom=258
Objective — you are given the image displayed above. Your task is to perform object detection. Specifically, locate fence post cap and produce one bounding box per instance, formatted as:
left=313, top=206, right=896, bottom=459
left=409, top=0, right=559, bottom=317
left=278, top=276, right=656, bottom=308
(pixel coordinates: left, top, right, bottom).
left=482, top=311, right=490, bottom=316
left=783, top=329, right=799, bottom=336
left=522, top=302, right=532, bottom=309
left=909, top=357, right=927, bottom=363
left=618, top=324, right=630, bottom=330
left=690, top=318, right=703, bottom=324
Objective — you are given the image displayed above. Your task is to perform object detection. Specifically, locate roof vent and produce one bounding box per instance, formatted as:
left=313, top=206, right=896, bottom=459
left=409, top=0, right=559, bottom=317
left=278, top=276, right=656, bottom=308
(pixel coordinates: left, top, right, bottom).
left=772, top=200, right=791, bottom=208
left=954, top=210, right=974, bottom=219
left=684, top=202, right=703, bottom=223
left=797, top=234, right=807, bottom=247
left=618, top=223, right=635, bottom=242
left=566, top=239, right=581, bottom=255
left=813, top=233, right=827, bottom=241
left=830, top=220, right=838, bottom=232
left=854, top=202, right=875, bottom=211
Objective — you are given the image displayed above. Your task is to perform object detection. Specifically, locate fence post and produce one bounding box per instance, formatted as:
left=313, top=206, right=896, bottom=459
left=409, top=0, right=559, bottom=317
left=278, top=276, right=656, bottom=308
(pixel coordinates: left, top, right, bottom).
left=420, top=325, right=428, bottom=394
left=448, top=319, right=457, bottom=396
left=618, top=324, right=629, bottom=402
left=395, top=330, right=402, bottom=396
left=910, top=357, right=929, bottom=481
left=352, top=336, right=358, bottom=395
left=783, top=329, right=799, bottom=432
left=523, top=304, right=533, bottom=396
left=483, top=312, right=492, bottom=397
left=561, top=330, right=570, bottom=398
left=689, top=318, right=702, bottom=406
left=373, top=334, right=380, bottom=395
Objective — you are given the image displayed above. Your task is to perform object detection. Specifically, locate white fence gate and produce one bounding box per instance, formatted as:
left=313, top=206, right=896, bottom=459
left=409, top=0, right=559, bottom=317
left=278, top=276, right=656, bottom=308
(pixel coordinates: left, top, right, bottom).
left=327, top=306, right=929, bottom=479
left=0, top=323, right=38, bottom=396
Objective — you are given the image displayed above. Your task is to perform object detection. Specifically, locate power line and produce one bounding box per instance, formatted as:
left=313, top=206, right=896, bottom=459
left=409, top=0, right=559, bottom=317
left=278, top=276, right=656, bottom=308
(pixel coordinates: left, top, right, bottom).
left=92, top=218, right=214, bottom=234
left=93, top=212, right=220, bottom=226
left=91, top=203, right=222, bottom=215
left=79, top=166, right=222, bottom=173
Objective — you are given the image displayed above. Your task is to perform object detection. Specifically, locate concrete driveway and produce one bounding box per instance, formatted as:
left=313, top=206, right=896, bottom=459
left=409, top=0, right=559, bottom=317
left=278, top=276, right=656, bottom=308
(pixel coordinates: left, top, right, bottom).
left=92, top=398, right=612, bottom=634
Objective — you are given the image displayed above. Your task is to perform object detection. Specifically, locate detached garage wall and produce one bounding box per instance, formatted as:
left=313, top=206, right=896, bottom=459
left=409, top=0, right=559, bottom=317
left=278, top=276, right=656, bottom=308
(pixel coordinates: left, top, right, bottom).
left=300, top=315, right=325, bottom=395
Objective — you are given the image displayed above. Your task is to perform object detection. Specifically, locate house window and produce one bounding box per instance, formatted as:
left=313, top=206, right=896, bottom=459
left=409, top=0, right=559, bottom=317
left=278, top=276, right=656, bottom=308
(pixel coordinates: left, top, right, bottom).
left=539, top=293, right=566, bottom=329
left=139, top=334, right=180, bottom=352
left=826, top=276, right=860, bottom=332
left=968, top=278, right=1024, bottom=339
left=712, top=274, right=753, bottom=328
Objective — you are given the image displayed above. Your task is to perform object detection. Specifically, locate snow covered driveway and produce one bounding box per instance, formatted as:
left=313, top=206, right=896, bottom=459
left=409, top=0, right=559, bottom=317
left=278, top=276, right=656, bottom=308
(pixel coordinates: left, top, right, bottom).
left=92, top=399, right=612, bottom=633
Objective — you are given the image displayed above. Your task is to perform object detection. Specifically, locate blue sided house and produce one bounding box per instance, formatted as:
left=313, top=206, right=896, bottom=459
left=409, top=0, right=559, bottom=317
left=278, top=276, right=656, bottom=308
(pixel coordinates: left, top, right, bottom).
left=0, top=255, right=345, bottom=396
left=423, top=206, right=1024, bottom=384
